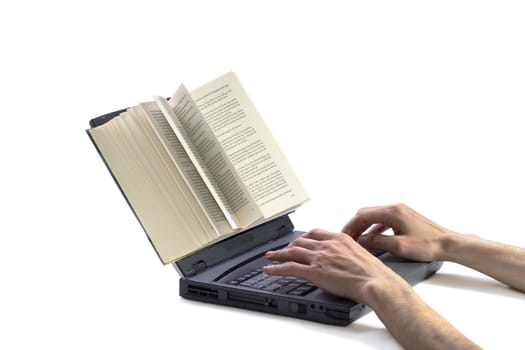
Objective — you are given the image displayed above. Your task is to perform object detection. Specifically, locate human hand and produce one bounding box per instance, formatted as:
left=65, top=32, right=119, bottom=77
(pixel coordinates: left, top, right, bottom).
left=342, top=203, right=453, bottom=262
left=264, top=228, right=407, bottom=305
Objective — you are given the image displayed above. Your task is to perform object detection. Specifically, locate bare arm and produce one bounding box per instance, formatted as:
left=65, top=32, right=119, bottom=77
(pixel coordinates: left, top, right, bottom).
left=441, top=233, right=525, bottom=292
left=264, top=228, right=480, bottom=350
left=369, top=276, right=480, bottom=350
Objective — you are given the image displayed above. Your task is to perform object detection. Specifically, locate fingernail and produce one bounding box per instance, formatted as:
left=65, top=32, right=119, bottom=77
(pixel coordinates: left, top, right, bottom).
left=266, top=250, right=275, bottom=256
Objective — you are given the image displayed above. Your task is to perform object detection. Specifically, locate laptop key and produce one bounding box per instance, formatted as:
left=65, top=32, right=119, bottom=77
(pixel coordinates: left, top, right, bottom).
left=227, top=264, right=319, bottom=296
left=288, top=285, right=316, bottom=296
left=276, top=282, right=302, bottom=294
left=263, top=283, right=282, bottom=292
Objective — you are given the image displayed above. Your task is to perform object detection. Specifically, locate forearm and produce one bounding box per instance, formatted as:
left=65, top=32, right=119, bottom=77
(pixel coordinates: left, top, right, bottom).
left=441, top=233, right=525, bottom=292
left=368, top=278, right=480, bottom=350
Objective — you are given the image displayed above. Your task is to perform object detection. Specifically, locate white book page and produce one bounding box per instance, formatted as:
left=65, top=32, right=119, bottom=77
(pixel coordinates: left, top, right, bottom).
left=138, top=102, right=232, bottom=235
left=154, top=95, right=241, bottom=229
left=191, top=72, right=309, bottom=218
left=158, top=86, right=263, bottom=228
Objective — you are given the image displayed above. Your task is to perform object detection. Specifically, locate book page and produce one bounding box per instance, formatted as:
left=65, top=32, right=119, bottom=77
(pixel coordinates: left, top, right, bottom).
left=190, top=72, right=309, bottom=218
left=137, top=102, right=232, bottom=235
left=156, top=87, right=263, bottom=228
left=154, top=95, right=242, bottom=229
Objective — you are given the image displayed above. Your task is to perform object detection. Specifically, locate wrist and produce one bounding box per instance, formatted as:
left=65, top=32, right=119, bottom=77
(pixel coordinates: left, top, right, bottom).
left=439, top=231, right=480, bottom=262
left=364, top=273, right=414, bottom=312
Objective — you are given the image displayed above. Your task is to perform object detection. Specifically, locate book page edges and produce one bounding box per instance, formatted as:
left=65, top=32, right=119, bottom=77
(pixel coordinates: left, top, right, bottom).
left=88, top=126, right=206, bottom=265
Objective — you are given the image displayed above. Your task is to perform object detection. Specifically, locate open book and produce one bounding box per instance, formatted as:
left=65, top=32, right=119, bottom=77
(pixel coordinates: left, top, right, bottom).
left=88, top=72, right=308, bottom=264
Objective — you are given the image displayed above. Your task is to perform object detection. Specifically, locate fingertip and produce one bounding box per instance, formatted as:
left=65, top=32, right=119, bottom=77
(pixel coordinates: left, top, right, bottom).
left=358, top=233, right=380, bottom=249
left=266, top=250, right=282, bottom=260
left=263, top=264, right=277, bottom=275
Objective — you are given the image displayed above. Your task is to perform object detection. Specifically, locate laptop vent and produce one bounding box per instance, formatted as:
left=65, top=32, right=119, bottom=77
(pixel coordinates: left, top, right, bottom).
left=187, top=284, right=219, bottom=299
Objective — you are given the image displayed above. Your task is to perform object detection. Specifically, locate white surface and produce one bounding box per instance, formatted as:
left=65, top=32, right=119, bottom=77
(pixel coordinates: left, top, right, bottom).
left=1, top=1, right=525, bottom=349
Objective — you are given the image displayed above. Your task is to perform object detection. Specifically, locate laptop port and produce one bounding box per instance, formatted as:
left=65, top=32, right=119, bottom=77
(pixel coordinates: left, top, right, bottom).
left=186, top=284, right=219, bottom=299
left=289, top=302, right=307, bottom=314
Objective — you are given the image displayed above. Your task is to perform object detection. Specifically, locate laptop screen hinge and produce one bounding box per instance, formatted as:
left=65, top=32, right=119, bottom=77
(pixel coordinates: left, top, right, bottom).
left=192, top=260, right=207, bottom=274
left=175, top=215, right=295, bottom=277
left=276, top=224, right=290, bottom=238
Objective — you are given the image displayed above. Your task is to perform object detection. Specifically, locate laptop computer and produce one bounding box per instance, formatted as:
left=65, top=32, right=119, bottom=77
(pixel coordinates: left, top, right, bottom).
left=88, top=110, right=443, bottom=326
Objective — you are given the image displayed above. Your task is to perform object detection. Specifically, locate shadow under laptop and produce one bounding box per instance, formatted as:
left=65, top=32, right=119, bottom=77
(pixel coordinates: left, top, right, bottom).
left=179, top=297, right=403, bottom=349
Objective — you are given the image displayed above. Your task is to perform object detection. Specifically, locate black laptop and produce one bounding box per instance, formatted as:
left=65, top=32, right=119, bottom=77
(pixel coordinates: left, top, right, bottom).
left=88, top=111, right=443, bottom=326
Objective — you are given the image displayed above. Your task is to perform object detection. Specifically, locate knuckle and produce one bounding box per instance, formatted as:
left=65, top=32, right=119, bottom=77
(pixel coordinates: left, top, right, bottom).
left=389, top=238, right=403, bottom=254
left=280, top=246, right=302, bottom=260
left=354, top=208, right=371, bottom=226
left=313, top=251, right=332, bottom=268
left=316, top=250, right=328, bottom=260
left=335, top=232, right=347, bottom=240
left=308, top=228, right=324, bottom=235
left=323, top=236, right=340, bottom=252
left=355, top=207, right=367, bottom=217
left=390, top=203, right=408, bottom=215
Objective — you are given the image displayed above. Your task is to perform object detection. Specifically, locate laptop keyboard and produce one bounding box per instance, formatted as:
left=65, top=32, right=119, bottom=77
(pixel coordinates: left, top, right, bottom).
left=227, top=265, right=318, bottom=296
left=227, top=248, right=385, bottom=296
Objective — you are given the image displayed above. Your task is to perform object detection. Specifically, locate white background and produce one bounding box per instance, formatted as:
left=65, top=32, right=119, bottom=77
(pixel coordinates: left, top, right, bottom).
left=1, top=1, right=524, bottom=349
